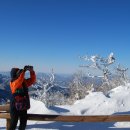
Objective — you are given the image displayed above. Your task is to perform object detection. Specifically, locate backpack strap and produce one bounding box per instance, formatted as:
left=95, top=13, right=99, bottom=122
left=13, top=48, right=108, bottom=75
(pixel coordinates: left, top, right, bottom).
left=13, top=82, right=27, bottom=96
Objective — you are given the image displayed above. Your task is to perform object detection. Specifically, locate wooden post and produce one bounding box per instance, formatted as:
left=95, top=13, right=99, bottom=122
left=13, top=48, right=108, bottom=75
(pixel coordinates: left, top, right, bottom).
left=6, top=103, right=10, bottom=130
left=0, top=104, right=10, bottom=130
left=6, top=119, right=11, bottom=130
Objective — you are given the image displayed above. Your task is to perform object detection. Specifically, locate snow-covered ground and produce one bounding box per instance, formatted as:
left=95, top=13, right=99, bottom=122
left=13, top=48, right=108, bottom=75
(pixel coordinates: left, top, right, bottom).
left=1, top=83, right=130, bottom=129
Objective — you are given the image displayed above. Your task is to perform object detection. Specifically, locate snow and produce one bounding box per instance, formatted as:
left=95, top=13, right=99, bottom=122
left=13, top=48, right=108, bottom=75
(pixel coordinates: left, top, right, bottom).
left=1, top=83, right=130, bottom=129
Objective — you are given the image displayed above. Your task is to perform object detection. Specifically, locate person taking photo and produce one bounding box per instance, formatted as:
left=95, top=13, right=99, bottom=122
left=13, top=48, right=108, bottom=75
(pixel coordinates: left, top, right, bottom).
left=9, top=65, right=36, bottom=130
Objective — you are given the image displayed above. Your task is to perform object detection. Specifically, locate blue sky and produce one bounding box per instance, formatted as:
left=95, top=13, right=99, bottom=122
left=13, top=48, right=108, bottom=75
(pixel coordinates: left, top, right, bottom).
left=0, top=0, right=130, bottom=74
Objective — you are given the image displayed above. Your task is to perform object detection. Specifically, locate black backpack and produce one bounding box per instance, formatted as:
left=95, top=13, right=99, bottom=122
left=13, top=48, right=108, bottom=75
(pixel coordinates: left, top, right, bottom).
left=13, top=83, right=30, bottom=111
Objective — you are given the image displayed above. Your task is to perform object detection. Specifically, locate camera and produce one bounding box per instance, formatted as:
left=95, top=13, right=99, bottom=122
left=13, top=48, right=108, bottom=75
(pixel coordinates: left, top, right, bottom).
left=24, top=65, right=33, bottom=71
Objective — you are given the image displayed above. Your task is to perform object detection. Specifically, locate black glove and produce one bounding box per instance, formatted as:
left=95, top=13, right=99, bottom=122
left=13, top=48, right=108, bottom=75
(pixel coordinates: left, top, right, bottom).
left=24, top=65, right=33, bottom=71
left=24, top=65, right=28, bottom=72
left=29, top=66, right=33, bottom=71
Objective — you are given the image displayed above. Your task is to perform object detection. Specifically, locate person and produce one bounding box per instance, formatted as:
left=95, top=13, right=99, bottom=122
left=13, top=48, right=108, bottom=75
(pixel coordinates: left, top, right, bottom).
left=9, top=65, right=36, bottom=130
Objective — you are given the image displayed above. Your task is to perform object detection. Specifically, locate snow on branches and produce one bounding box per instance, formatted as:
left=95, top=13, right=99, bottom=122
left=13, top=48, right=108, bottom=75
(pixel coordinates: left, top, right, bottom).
left=35, top=69, right=55, bottom=107
left=80, top=52, right=115, bottom=82
left=116, top=64, right=128, bottom=81
left=79, top=52, right=129, bottom=95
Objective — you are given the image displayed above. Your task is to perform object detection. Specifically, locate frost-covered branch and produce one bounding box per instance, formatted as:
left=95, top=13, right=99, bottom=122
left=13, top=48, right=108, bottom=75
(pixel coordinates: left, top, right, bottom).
left=80, top=52, right=115, bottom=82
left=116, top=64, right=128, bottom=81
left=35, top=69, right=69, bottom=107
left=87, top=72, right=103, bottom=78
left=35, top=69, right=55, bottom=107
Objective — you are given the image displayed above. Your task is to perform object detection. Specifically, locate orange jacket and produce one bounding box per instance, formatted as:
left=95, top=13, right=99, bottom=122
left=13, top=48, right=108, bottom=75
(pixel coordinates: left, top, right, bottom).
left=10, top=70, right=36, bottom=94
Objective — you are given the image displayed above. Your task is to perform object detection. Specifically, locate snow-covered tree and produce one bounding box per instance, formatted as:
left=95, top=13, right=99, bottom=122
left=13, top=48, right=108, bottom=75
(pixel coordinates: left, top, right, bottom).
left=79, top=53, right=117, bottom=94
left=79, top=52, right=130, bottom=95
left=80, top=52, right=115, bottom=83
left=69, top=70, right=89, bottom=102
left=35, top=69, right=55, bottom=107
left=115, top=64, right=129, bottom=85
left=34, top=69, right=69, bottom=107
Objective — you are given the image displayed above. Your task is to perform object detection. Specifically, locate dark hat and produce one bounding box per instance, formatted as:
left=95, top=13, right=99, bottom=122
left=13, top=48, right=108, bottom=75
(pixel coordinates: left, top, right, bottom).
left=16, top=69, right=23, bottom=77
left=10, top=68, right=19, bottom=79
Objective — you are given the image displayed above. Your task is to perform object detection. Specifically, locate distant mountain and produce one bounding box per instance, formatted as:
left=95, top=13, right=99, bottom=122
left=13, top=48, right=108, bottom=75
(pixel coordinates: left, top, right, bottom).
left=0, top=72, right=113, bottom=104
left=0, top=72, right=73, bottom=104
left=0, top=89, right=11, bottom=104
left=0, top=72, right=10, bottom=76
left=0, top=73, right=11, bottom=104
left=29, top=73, right=72, bottom=98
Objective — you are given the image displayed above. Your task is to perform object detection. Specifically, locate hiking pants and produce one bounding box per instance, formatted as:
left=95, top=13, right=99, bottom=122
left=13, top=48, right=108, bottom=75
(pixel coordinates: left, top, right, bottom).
left=9, top=108, right=27, bottom=130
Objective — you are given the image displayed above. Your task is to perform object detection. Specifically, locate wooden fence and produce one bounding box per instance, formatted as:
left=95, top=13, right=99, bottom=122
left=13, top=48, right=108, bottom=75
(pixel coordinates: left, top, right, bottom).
left=1, top=104, right=130, bottom=130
